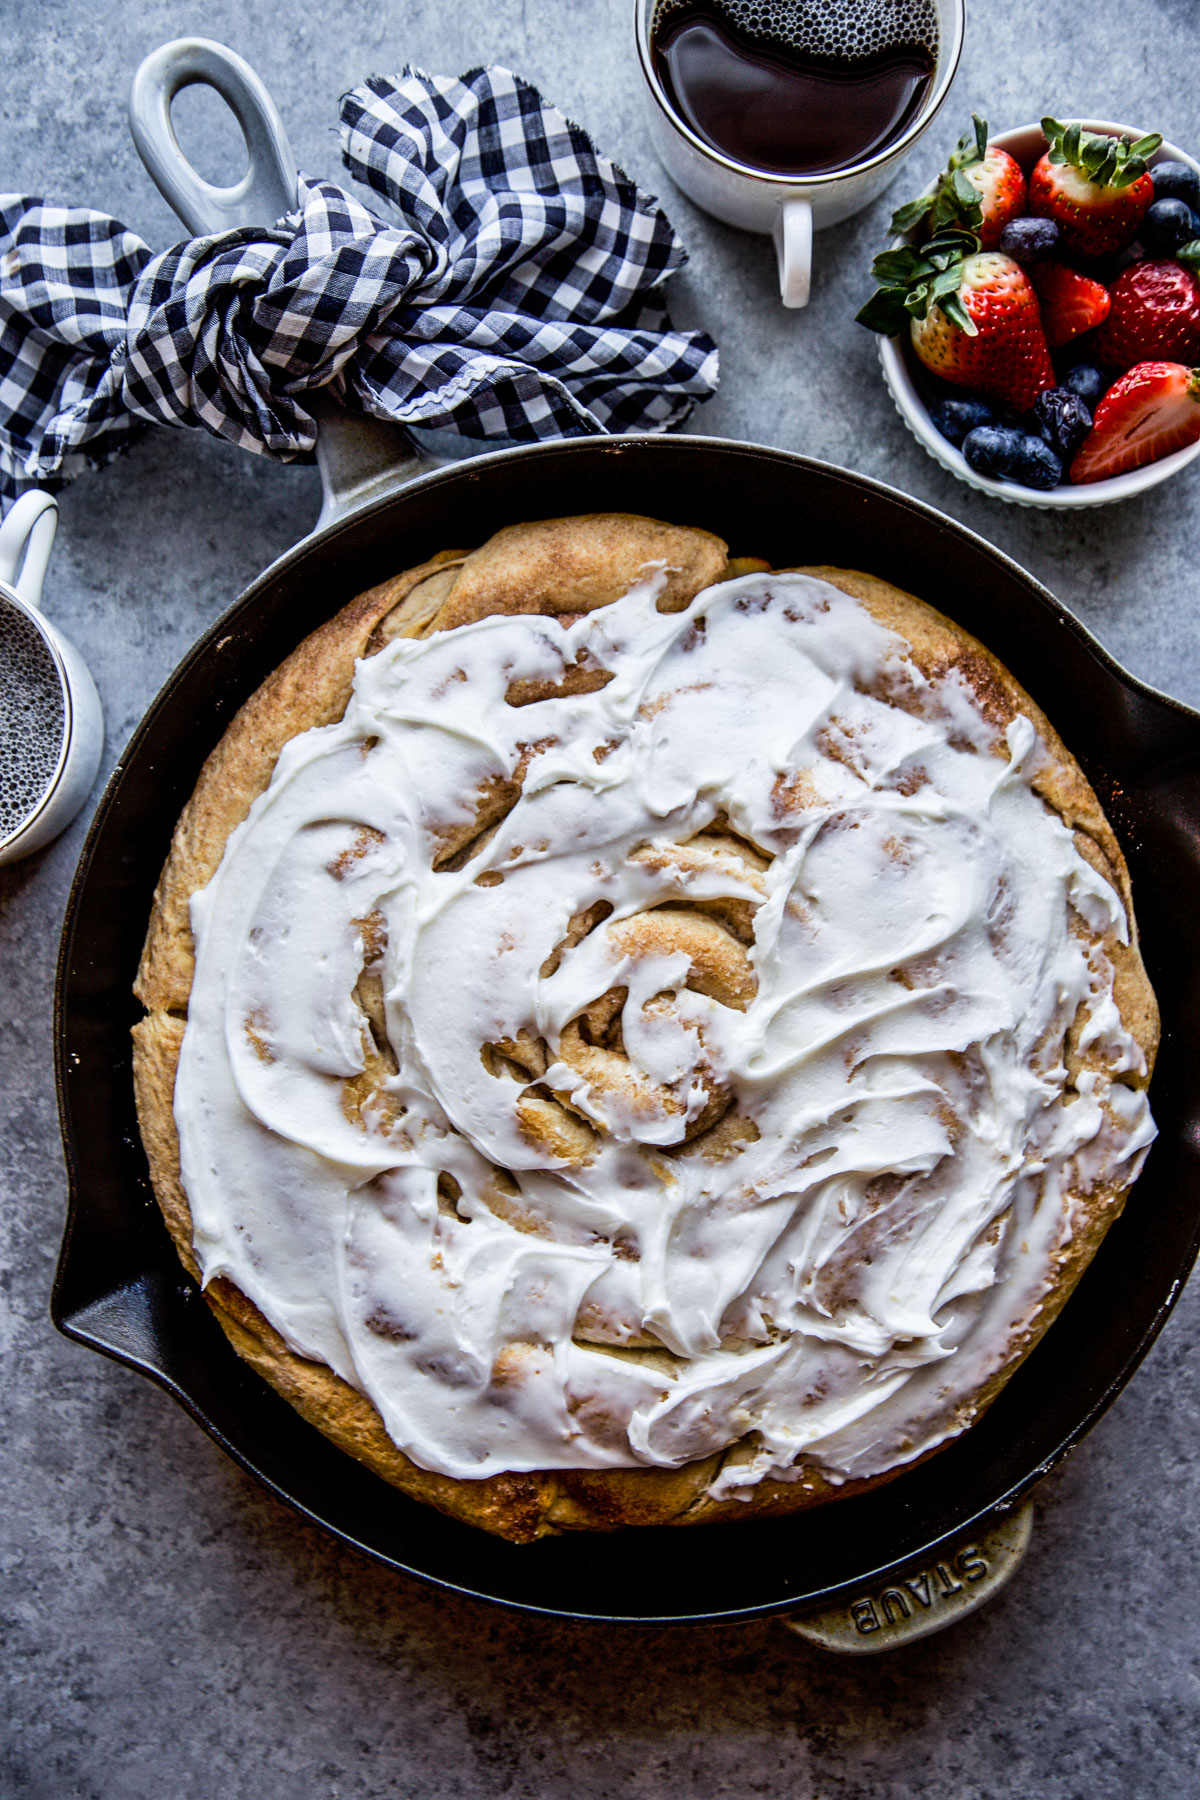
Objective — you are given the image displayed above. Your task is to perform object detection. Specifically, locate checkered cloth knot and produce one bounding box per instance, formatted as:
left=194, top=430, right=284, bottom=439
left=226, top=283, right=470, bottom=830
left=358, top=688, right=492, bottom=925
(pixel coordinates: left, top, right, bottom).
left=0, top=66, right=718, bottom=504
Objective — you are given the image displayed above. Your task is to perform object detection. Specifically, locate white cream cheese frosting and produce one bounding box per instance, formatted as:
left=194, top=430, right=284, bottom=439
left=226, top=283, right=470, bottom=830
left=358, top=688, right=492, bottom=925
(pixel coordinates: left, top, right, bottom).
left=174, top=568, right=1156, bottom=1495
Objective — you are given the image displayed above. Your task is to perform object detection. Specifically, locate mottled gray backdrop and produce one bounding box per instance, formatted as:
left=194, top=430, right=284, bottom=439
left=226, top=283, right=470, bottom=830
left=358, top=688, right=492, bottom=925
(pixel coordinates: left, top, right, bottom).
left=3, top=1, right=1198, bottom=1795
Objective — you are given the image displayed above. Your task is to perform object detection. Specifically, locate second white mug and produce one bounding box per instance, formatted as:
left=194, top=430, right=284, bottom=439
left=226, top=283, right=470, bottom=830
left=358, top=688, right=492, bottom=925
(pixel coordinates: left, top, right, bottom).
left=634, top=0, right=965, bottom=307
left=0, top=494, right=104, bottom=866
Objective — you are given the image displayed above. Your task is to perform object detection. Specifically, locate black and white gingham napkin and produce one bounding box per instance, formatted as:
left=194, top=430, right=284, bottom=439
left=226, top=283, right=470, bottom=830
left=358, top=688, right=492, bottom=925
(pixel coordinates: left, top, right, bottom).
left=0, top=66, right=719, bottom=504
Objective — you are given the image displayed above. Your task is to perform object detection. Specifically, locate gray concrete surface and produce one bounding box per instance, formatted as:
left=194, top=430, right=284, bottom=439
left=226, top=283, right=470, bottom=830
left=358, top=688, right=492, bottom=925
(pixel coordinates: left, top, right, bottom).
left=3, top=1, right=1199, bottom=1794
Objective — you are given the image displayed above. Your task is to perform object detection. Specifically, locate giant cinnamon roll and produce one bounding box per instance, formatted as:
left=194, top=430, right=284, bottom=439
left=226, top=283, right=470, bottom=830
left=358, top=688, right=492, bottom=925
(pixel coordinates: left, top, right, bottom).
left=133, top=515, right=1158, bottom=1541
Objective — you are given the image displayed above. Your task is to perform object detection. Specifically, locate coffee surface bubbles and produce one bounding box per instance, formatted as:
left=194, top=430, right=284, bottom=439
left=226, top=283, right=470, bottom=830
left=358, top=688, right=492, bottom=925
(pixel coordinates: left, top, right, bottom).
left=0, top=600, right=65, bottom=841
left=652, top=0, right=939, bottom=63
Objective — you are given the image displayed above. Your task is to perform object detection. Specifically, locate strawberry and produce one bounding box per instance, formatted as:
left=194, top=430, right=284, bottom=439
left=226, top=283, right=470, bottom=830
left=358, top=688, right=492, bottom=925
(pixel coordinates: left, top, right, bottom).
left=857, top=232, right=1055, bottom=415
left=1030, top=262, right=1111, bottom=348
left=1095, top=258, right=1200, bottom=368
left=1070, top=361, right=1200, bottom=482
left=890, top=116, right=1027, bottom=249
left=967, top=145, right=1027, bottom=250
left=1028, top=118, right=1161, bottom=257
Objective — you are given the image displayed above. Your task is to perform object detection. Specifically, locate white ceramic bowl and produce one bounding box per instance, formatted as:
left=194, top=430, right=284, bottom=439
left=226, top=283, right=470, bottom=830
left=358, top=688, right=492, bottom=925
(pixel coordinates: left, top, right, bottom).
left=880, top=120, right=1200, bottom=507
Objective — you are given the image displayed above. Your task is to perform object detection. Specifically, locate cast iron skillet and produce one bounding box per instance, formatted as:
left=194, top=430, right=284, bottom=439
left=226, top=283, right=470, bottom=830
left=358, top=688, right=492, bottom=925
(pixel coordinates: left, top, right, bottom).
left=53, top=426, right=1200, bottom=1624
left=52, top=42, right=1200, bottom=1626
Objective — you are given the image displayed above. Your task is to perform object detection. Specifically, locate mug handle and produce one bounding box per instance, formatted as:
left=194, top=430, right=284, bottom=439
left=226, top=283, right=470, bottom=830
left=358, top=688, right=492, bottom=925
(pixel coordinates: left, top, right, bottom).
left=774, top=198, right=812, bottom=309
left=0, top=490, right=58, bottom=610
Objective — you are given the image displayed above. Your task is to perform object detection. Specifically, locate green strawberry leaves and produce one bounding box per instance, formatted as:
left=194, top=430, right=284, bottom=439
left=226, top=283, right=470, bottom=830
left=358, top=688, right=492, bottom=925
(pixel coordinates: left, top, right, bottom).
left=856, top=229, right=979, bottom=337
left=1041, top=117, right=1163, bottom=190
left=889, top=182, right=982, bottom=237
left=889, top=192, right=939, bottom=234
left=888, top=115, right=990, bottom=237
left=1177, top=240, right=1200, bottom=276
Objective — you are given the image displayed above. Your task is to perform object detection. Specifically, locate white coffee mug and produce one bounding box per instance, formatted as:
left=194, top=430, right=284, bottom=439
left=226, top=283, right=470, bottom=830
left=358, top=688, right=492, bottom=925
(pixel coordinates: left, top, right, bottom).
left=0, top=492, right=104, bottom=866
left=634, top=0, right=965, bottom=307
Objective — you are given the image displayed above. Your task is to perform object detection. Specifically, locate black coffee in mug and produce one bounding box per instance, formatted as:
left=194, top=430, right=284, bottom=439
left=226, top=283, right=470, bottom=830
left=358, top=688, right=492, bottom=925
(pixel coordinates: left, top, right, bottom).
left=650, top=0, right=937, bottom=177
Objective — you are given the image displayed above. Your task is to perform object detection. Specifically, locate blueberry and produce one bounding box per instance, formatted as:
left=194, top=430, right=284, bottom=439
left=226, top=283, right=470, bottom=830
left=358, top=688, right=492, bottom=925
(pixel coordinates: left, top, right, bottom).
left=929, top=395, right=997, bottom=447
left=998, top=216, right=1061, bottom=263
left=1061, top=364, right=1108, bottom=407
left=1033, top=389, right=1092, bottom=462
left=1151, top=160, right=1200, bottom=210
left=961, top=425, right=1025, bottom=479
left=1141, top=197, right=1199, bottom=256
left=1009, top=433, right=1064, bottom=489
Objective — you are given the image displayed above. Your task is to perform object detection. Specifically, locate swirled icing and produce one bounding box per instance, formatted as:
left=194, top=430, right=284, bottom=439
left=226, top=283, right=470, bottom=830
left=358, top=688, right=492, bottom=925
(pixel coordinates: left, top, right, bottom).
left=175, top=568, right=1156, bottom=1493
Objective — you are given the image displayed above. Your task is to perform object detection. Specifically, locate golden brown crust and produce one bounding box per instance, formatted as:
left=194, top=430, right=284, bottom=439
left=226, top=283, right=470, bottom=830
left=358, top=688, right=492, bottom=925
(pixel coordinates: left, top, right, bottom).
left=432, top=513, right=729, bottom=628
left=132, top=521, right=1159, bottom=1543
left=131, top=1012, right=199, bottom=1284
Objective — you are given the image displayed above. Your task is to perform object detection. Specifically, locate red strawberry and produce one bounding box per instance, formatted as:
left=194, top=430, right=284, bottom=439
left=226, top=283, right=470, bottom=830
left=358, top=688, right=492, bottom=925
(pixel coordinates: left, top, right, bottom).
left=1030, top=262, right=1111, bottom=348
left=1028, top=118, right=1161, bottom=257
left=1070, top=361, right=1200, bottom=482
left=907, top=252, right=1055, bottom=413
left=858, top=234, right=1055, bottom=414
left=1095, top=259, right=1200, bottom=368
left=889, top=116, right=1026, bottom=248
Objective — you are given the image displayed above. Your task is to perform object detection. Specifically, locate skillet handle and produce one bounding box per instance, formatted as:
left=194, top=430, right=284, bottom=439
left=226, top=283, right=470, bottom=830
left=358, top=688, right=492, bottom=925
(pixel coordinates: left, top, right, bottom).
left=128, top=37, right=426, bottom=528
left=780, top=1500, right=1035, bottom=1653
left=128, top=38, right=297, bottom=235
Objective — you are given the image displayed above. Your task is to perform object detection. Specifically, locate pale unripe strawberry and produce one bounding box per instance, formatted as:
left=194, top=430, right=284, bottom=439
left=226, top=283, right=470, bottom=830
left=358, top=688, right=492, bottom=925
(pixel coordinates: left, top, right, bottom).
left=965, top=146, right=1027, bottom=249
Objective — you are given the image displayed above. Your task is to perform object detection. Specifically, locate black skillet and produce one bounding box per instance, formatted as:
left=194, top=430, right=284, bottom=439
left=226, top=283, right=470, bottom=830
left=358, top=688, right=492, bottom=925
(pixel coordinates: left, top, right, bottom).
left=52, top=42, right=1200, bottom=1627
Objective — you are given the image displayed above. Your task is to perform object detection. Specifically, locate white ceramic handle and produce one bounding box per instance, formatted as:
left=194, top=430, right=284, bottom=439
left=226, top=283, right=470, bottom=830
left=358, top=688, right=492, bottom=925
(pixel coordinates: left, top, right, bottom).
left=129, top=37, right=298, bottom=235
left=773, top=198, right=812, bottom=309
left=0, top=491, right=58, bottom=609
left=128, top=38, right=425, bottom=528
